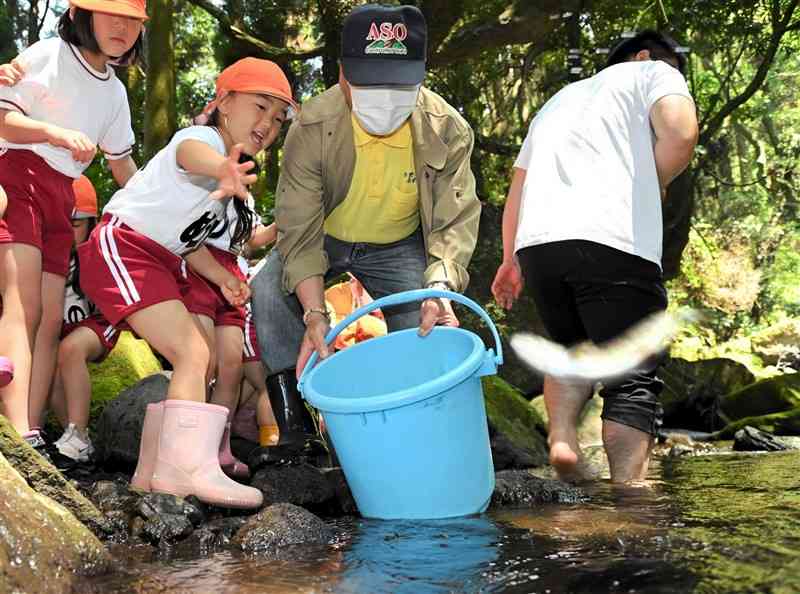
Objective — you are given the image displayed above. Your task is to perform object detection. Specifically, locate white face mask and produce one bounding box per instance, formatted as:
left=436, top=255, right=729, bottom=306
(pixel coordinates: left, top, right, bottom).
left=350, top=84, right=421, bottom=136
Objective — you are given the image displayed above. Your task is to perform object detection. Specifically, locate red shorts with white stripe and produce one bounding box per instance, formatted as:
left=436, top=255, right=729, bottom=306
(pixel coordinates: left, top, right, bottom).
left=184, top=245, right=248, bottom=328
left=77, top=215, right=191, bottom=328
left=61, top=313, right=120, bottom=362
left=0, top=150, right=75, bottom=277
left=242, top=307, right=260, bottom=363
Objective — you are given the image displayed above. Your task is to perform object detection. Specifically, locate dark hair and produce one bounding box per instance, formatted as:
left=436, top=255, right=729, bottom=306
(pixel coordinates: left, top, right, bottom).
left=605, top=30, right=686, bottom=74
left=203, top=110, right=256, bottom=251
left=58, top=8, right=144, bottom=67
left=69, top=217, right=97, bottom=299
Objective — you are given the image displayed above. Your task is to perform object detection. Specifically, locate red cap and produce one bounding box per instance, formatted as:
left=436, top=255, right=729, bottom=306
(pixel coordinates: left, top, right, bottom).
left=70, top=0, right=148, bottom=20
left=195, top=58, right=299, bottom=124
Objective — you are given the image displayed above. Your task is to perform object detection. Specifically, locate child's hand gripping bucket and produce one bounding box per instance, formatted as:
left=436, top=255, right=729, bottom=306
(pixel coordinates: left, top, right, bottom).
left=299, top=289, right=502, bottom=519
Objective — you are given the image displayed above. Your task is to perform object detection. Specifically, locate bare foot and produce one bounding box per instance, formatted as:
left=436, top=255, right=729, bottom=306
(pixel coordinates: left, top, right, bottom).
left=549, top=441, right=596, bottom=484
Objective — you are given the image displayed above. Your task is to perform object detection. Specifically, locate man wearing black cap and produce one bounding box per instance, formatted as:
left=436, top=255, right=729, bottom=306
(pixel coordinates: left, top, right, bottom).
left=250, top=4, right=480, bottom=453
left=492, top=30, right=698, bottom=484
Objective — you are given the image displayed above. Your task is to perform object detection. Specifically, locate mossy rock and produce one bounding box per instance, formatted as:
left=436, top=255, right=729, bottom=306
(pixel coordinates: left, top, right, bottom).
left=482, top=375, right=548, bottom=468
left=0, top=453, right=112, bottom=594
left=87, top=331, right=162, bottom=433
left=719, top=372, right=800, bottom=423
left=717, top=407, right=800, bottom=438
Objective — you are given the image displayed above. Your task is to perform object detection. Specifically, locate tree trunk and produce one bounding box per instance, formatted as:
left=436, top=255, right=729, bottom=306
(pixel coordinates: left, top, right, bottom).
left=143, top=0, right=176, bottom=161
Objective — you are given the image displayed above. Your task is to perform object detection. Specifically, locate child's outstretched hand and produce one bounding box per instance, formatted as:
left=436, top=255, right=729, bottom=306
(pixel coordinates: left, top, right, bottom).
left=0, top=59, right=24, bottom=86
left=222, top=276, right=251, bottom=306
left=211, top=143, right=257, bottom=201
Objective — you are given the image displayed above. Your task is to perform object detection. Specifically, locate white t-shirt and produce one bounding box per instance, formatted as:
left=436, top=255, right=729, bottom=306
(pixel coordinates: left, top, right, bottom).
left=0, top=37, right=134, bottom=178
left=63, top=257, right=95, bottom=324
left=103, top=126, right=228, bottom=255
left=513, top=60, right=693, bottom=267
left=205, top=195, right=261, bottom=254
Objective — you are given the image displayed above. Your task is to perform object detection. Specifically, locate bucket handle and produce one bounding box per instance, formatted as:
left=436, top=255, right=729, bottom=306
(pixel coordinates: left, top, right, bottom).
left=298, top=288, right=503, bottom=391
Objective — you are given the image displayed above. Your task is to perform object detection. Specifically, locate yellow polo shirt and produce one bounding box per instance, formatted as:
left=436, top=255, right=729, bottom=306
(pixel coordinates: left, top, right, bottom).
left=324, top=114, right=420, bottom=244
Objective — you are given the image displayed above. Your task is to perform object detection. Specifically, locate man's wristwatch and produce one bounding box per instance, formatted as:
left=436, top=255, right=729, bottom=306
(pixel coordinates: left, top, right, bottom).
left=302, top=307, right=330, bottom=325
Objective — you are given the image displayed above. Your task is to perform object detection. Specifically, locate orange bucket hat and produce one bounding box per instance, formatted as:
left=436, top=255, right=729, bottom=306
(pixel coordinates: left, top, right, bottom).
left=69, top=0, right=148, bottom=20
left=194, top=57, right=299, bottom=125
left=72, top=175, right=98, bottom=220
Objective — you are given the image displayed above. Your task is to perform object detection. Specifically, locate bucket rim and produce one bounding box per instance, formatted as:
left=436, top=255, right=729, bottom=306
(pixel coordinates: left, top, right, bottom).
left=301, top=327, right=488, bottom=414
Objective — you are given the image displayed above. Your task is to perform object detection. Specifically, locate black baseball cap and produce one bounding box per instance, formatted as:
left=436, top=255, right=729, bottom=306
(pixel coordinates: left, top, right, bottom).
left=606, top=30, right=687, bottom=73
left=340, top=4, right=427, bottom=86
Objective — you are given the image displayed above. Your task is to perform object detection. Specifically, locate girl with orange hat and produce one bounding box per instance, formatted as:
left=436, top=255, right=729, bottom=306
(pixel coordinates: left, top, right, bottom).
left=0, top=0, right=146, bottom=445
left=78, top=57, right=298, bottom=509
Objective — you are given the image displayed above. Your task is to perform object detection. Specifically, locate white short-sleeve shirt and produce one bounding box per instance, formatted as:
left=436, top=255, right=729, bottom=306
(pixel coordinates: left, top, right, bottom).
left=103, top=126, right=229, bottom=255
left=513, top=60, right=694, bottom=267
left=63, top=257, right=95, bottom=324
left=0, top=37, right=134, bottom=178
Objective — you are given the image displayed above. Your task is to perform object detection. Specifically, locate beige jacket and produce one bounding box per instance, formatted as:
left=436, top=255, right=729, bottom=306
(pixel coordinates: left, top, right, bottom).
left=275, top=84, right=481, bottom=294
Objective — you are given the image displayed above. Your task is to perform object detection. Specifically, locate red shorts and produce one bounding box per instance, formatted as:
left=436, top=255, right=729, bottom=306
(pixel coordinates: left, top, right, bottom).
left=184, top=246, right=247, bottom=328
left=77, top=215, right=191, bottom=328
left=61, top=313, right=120, bottom=362
left=0, top=150, right=75, bottom=277
left=242, top=307, right=260, bottom=363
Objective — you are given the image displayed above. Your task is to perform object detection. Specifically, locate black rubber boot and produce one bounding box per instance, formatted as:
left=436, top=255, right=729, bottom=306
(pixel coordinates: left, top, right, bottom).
left=265, top=368, right=317, bottom=445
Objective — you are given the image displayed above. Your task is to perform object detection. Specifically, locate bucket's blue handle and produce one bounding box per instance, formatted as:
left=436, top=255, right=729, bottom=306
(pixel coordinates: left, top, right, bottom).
left=298, top=289, right=503, bottom=392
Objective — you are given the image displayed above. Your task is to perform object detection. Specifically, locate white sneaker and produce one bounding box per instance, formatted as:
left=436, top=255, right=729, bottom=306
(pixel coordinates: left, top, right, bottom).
left=55, top=424, right=94, bottom=462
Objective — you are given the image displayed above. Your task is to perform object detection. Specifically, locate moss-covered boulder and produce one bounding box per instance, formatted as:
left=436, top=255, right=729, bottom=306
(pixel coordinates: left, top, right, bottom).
left=660, top=357, right=756, bottom=431
left=717, top=407, right=800, bottom=438
left=0, top=453, right=112, bottom=594
left=87, top=331, right=162, bottom=432
left=719, top=372, right=800, bottom=423
left=482, top=376, right=548, bottom=469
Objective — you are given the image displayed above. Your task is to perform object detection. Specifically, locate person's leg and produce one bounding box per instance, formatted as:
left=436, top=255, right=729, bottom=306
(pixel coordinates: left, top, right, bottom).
left=192, top=313, right=216, bottom=388
left=349, top=230, right=426, bottom=331
left=28, top=271, right=67, bottom=429
left=49, top=372, right=68, bottom=428
left=0, top=243, right=43, bottom=435
left=55, top=327, right=105, bottom=431
left=544, top=376, right=594, bottom=481
left=211, top=325, right=249, bottom=478
left=568, top=241, right=668, bottom=483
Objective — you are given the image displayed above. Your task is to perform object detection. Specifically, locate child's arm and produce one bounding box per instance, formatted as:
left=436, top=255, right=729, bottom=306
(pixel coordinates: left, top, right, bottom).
left=184, top=245, right=250, bottom=306
left=247, top=222, right=277, bottom=251
left=108, top=155, right=138, bottom=187
left=0, top=109, right=96, bottom=162
left=177, top=141, right=256, bottom=201
left=0, top=59, right=24, bottom=86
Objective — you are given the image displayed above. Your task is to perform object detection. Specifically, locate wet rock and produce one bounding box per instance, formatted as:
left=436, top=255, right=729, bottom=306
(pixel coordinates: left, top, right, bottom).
left=0, top=415, right=113, bottom=537
left=719, top=373, right=800, bottom=423
left=138, top=493, right=207, bottom=527
left=324, top=467, right=358, bottom=516
left=490, top=470, right=587, bottom=507
left=483, top=376, right=548, bottom=469
left=205, top=516, right=250, bottom=545
left=94, top=373, right=169, bottom=468
left=251, top=462, right=336, bottom=510
left=87, top=332, right=163, bottom=435
left=91, top=480, right=140, bottom=514
left=233, top=503, right=334, bottom=554
left=660, top=357, right=756, bottom=431
left=0, top=453, right=112, bottom=594
left=717, top=407, right=800, bottom=439
left=141, top=512, right=194, bottom=545
left=732, top=426, right=800, bottom=452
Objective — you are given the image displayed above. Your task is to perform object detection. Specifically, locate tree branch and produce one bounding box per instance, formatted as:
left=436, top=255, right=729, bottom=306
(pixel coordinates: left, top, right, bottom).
left=186, top=0, right=323, bottom=61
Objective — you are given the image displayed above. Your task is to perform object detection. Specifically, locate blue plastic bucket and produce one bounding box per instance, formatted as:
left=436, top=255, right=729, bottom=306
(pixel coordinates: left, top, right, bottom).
left=298, top=289, right=502, bottom=519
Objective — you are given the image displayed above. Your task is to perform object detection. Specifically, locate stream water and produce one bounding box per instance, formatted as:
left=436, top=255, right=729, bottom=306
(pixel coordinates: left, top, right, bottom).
left=76, top=450, right=800, bottom=594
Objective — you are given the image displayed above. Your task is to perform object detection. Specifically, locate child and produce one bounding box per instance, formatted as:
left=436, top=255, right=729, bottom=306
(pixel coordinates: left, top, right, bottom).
left=79, top=57, right=298, bottom=509
left=45, top=176, right=120, bottom=465
left=0, top=185, right=11, bottom=388
left=0, top=0, right=145, bottom=443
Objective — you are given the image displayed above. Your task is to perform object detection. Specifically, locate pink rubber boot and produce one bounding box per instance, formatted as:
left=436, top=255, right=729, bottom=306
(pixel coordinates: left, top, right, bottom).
left=130, top=402, right=164, bottom=491
left=0, top=356, right=13, bottom=388
left=219, top=422, right=250, bottom=479
left=150, top=400, right=263, bottom=509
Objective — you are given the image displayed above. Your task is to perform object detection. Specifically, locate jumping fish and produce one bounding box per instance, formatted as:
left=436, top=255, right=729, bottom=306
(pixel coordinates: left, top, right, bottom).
left=510, top=309, right=700, bottom=382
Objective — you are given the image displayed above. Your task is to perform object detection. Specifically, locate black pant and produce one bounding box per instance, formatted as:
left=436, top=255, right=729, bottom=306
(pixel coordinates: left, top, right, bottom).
left=517, top=240, right=668, bottom=436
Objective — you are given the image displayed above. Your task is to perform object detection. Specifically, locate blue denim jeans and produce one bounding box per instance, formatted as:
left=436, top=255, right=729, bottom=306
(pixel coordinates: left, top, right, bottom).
left=250, top=229, right=427, bottom=374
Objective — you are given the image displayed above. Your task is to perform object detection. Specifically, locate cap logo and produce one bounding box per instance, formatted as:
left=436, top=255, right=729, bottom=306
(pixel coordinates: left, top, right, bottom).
left=365, top=21, right=408, bottom=56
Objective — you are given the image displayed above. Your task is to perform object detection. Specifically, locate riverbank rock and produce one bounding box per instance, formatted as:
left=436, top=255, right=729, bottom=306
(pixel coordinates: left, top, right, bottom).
left=0, top=453, right=112, bottom=594
left=660, top=357, right=756, bottom=431
left=88, top=332, right=163, bottom=431
left=751, top=318, right=800, bottom=369
left=94, top=373, right=169, bottom=468
left=0, top=416, right=112, bottom=536
left=719, top=372, right=800, bottom=423
left=483, top=376, right=548, bottom=469
left=717, top=407, right=800, bottom=439
left=490, top=470, right=587, bottom=507
left=732, top=426, right=800, bottom=452
left=233, top=503, right=334, bottom=554
left=251, top=463, right=337, bottom=510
